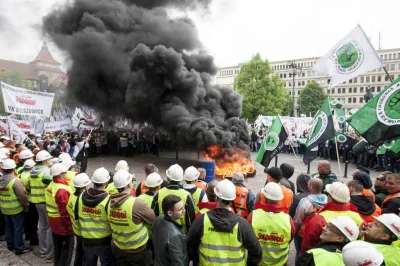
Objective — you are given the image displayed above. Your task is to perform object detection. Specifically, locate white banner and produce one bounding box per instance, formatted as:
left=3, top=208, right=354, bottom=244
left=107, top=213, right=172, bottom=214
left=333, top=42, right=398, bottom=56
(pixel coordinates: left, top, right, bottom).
left=0, top=121, right=9, bottom=136
left=44, top=119, right=72, bottom=132
left=8, top=118, right=26, bottom=144
left=1, top=81, right=55, bottom=117
left=72, top=107, right=100, bottom=129
left=10, top=118, right=31, bottom=132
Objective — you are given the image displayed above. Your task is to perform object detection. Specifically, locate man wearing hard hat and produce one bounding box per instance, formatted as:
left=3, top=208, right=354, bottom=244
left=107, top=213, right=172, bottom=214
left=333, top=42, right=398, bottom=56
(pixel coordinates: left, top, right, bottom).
left=248, top=182, right=295, bottom=266
left=108, top=169, right=155, bottom=265
left=183, top=166, right=208, bottom=213
left=342, top=241, right=384, bottom=266
left=187, top=179, right=262, bottom=266
left=297, top=216, right=360, bottom=266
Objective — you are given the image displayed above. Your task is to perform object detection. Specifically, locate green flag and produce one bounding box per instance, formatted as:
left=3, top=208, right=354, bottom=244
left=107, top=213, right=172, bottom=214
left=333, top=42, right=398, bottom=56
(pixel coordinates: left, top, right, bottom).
left=347, top=77, right=400, bottom=146
left=335, top=108, right=346, bottom=124
left=303, top=97, right=335, bottom=164
left=382, top=138, right=400, bottom=154
left=352, top=139, right=369, bottom=155
left=256, top=115, right=288, bottom=167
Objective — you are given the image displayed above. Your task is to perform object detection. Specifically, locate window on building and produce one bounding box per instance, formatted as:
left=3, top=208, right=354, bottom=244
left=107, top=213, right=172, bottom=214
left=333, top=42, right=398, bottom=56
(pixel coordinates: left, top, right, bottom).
left=327, top=79, right=331, bottom=85
left=298, top=90, right=300, bottom=95
left=302, top=81, right=305, bottom=86
left=371, top=87, right=375, bottom=92
left=349, top=87, right=352, bottom=93
left=377, top=86, right=381, bottom=92
left=342, top=88, right=346, bottom=94
left=380, top=55, right=383, bottom=60
left=284, top=73, right=287, bottom=78
left=378, top=76, right=381, bottom=82
left=354, top=87, right=357, bottom=93
left=360, top=97, right=364, bottom=103
left=391, top=75, right=394, bottom=80
left=327, top=89, right=330, bottom=94
left=360, top=87, right=364, bottom=93
left=384, top=54, right=387, bottom=60
left=353, top=77, right=357, bottom=83
left=348, top=98, right=352, bottom=103
left=289, top=91, right=291, bottom=95
left=372, top=76, right=376, bottom=82
left=391, top=64, right=395, bottom=71
left=297, top=81, right=300, bottom=86
left=366, top=76, right=370, bottom=82
left=302, top=72, right=305, bottom=77
left=398, top=63, right=400, bottom=70
left=393, top=53, right=396, bottom=59
left=353, top=97, right=356, bottom=103
left=360, top=77, right=364, bottom=83
left=385, top=75, right=389, bottom=81
left=332, top=88, right=335, bottom=94
left=398, top=53, right=400, bottom=59
left=288, top=82, right=292, bottom=87
left=307, top=71, right=311, bottom=76
left=389, top=54, right=392, bottom=60
left=349, top=79, right=353, bottom=83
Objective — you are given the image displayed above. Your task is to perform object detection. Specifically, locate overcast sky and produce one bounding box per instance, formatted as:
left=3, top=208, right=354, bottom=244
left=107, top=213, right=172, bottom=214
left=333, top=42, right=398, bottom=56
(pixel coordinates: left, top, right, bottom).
left=1, top=0, right=399, bottom=69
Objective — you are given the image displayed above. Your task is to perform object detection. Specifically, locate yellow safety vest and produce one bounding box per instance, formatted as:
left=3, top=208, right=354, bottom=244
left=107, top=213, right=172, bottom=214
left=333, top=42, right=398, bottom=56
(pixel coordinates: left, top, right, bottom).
left=108, top=196, right=148, bottom=250
left=0, top=178, right=24, bottom=215
left=199, top=213, right=246, bottom=266
left=67, top=192, right=81, bottom=236
left=65, top=171, right=77, bottom=188
left=251, top=209, right=291, bottom=266
left=190, top=187, right=202, bottom=213
left=138, top=193, right=154, bottom=239
left=105, top=182, right=118, bottom=195
left=45, top=181, right=72, bottom=218
left=158, top=187, right=189, bottom=232
left=78, top=194, right=112, bottom=239
left=319, top=209, right=364, bottom=227
left=370, top=242, right=400, bottom=266
left=29, top=169, right=48, bottom=203
left=20, top=172, right=31, bottom=202
left=16, top=166, right=23, bottom=177
left=306, top=248, right=343, bottom=266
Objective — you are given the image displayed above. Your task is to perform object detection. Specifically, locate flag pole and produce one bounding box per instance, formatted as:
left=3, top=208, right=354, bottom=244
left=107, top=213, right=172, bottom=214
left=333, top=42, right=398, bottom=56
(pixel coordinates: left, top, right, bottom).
left=6, top=115, right=13, bottom=141
left=383, top=66, right=394, bottom=82
left=289, top=142, right=305, bottom=173
left=334, top=137, right=343, bottom=181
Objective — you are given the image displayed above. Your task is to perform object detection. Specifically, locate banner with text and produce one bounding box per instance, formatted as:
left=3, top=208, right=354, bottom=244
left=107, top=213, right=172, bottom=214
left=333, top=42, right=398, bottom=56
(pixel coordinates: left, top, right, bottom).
left=1, top=82, right=55, bottom=117
left=44, top=119, right=72, bottom=132
left=0, top=121, right=9, bottom=136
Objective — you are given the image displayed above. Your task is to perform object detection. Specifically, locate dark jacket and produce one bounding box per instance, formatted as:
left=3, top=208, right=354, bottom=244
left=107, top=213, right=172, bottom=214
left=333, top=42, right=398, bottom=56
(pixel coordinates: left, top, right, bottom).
left=152, top=216, right=188, bottom=266
left=297, top=242, right=346, bottom=266
left=187, top=208, right=262, bottom=266
left=350, top=195, right=376, bottom=216
left=374, top=186, right=388, bottom=207
left=354, top=171, right=373, bottom=189
left=311, top=172, right=338, bottom=194
left=382, top=196, right=400, bottom=215
left=289, top=174, right=311, bottom=218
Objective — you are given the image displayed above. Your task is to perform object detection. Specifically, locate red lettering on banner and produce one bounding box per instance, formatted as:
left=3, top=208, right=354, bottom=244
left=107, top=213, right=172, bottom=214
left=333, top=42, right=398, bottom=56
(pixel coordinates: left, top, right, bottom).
left=110, top=210, right=127, bottom=219
left=82, top=207, right=101, bottom=215
left=258, top=232, right=285, bottom=243
left=16, top=122, right=30, bottom=129
left=16, top=96, right=36, bottom=105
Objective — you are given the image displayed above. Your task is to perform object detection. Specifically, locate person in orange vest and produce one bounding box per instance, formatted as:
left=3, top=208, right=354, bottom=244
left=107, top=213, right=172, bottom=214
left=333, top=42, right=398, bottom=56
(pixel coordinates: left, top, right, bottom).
left=232, top=172, right=254, bottom=218
left=136, top=163, right=167, bottom=195
left=374, top=171, right=391, bottom=207
left=256, top=167, right=293, bottom=214
left=382, top=173, right=400, bottom=215
left=196, top=167, right=207, bottom=191
left=347, top=180, right=381, bottom=224
left=300, top=182, right=364, bottom=255
left=353, top=171, right=376, bottom=202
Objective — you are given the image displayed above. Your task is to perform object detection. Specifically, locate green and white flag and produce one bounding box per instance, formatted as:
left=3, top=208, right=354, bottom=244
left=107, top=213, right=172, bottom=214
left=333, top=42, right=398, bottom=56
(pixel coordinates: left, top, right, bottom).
left=303, top=97, right=335, bottom=164
left=347, top=76, right=400, bottom=146
left=313, top=24, right=383, bottom=88
left=256, top=115, right=288, bottom=168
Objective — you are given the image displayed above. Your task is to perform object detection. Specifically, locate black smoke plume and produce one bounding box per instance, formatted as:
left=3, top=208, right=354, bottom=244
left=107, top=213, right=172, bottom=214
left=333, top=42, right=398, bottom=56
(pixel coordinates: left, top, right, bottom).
left=43, top=0, right=250, bottom=149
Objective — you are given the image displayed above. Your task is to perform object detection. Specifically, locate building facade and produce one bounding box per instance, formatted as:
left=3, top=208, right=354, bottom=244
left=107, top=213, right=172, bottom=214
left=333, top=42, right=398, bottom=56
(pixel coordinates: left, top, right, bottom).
left=216, top=48, right=400, bottom=115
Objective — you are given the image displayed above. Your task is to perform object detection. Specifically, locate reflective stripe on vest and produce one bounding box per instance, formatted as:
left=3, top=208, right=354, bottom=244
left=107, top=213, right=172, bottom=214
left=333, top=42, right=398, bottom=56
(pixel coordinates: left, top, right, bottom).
left=67, top=193, right=81, bottom=236
left=234, top=186, right=249, bottom=218
left=138, top=194, right=154, bottom=239
left=45, top=181, right=72, bottom=218
left=0, top=178, right=23, bottom=215
left=108, top=196, right=148, bottom=250
left=370, top=242, right=400, bottom=266
left=199, top=213, right=246, bottom=266
left=29, top=169, right=48, bottom=203
left=319, top=210, right=364, bottom=226
left=158, top=188, right=189, bottom=232
left=105, top=183, right=118, bottom=195
left=78, top=194, right=111, bottom=239
left=65, top=171, right=77, bottom=188
left=382, top=192, right=400, bottom=208
left=190, top=188, right=202, bottom=213
left=196, top=180, right=207, bottom=191
left=306, top=248, right=343, bottom=266
left=252, top=209, right=290, bottom=266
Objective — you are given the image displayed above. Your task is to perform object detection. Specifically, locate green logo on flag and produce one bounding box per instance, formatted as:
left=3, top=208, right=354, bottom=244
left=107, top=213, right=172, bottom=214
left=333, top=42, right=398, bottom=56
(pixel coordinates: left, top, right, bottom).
left=264, top=132, right=279, bottom=151
left=330, top=40, right=363, bottom=74
left=338, top=116, right=346, bottom=123
left=308, top=112, right=328, bottom=147
left=376, top=80, right=400, bottom=125
left=336, top=134, right=347, bottom=143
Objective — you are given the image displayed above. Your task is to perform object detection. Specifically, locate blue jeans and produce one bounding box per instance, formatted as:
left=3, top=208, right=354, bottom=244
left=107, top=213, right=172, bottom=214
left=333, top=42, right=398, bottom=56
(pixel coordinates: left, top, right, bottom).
left=4, top=211, right=25, bottom=252
left=83, top=243, right=114, bottom=266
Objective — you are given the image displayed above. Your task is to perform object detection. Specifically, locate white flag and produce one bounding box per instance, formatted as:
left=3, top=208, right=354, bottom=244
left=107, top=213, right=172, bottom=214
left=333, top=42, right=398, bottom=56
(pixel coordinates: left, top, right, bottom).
left=313, top=24, right=383, bottom=88
left=8, top=118, right=26, bottom=144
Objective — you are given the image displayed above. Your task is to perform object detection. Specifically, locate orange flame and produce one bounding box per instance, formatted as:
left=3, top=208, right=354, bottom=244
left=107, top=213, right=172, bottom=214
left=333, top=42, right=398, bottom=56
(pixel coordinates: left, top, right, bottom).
left=203, top=145, right=255, bottom=178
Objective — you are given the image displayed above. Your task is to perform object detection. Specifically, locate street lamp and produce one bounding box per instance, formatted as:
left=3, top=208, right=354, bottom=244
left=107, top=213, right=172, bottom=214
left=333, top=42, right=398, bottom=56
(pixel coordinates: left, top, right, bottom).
left=287, top=60, right=302, bottom=117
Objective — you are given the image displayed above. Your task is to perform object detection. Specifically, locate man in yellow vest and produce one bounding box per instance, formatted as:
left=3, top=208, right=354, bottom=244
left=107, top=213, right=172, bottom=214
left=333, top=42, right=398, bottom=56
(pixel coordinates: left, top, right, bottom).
left=247, top=182, right=294, bottom=266
left=362, top=213, right=400, bottom=265
left=183, top=166, right=208, bottom=213
left=108, top=169, right=155, bottom=265
left=151, top=164, right=196, bottom=233
left=77, top=167, right=113, bottom=265
left=187, top=179, right=262, bottom=266
left=45, top=163, right=74, bottom=265
left=27, top=150, right=54, bottom=262
left=67, top=173, right=91, bottom=266
left=61, top=158, right=78, bottom=188
left=0, top=159, right=31, bottom=255
left=297, top=216, right=360, bottom=266
left=16, top=149, right=34, bottom=176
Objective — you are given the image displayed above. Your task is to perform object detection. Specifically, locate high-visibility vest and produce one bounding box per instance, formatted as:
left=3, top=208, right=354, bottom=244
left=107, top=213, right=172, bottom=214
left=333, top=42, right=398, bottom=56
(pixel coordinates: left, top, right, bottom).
left=158, top=187, right=189, bottom=232
left=108, top=196, right=148, bottom=250
left=105, top=182, right=118, bottom=195
left=67, top=192, right=81, bottom=236
left=188, top=187, right=202, bottom=213
left=0, top=178, right=24, bottom=215
left=251, top=209, right=291, bottom=266
left=138, top=193, right=154, bottom=239
left=234, top=186, right=249, bottom=218
left=319, top=209, right=364, bottom=227
left=78, top=194, right=112, bottom=239
left=306, top=248, right=342, bottom=266
left=45, top=181, right=72, bottom=218
left=370, top=242, right=400, bottom=266
left=29, top=169, right=48, bottom=203
left=16, top=166, right=23, bottom=177
left=65, top=171, right=77, bottom=188
left=20, top=172, right=31, bottom=202
left=199, top=213, right=246, bottom=266
left=259, top=185, right=293, bottom=214
left=363, top=188, right=376, bottom=203
left=382, top=192, right=400, bottom=208
left=196, top=180, right=207, bottom=191
left=360, top=204, right=381, bottom=224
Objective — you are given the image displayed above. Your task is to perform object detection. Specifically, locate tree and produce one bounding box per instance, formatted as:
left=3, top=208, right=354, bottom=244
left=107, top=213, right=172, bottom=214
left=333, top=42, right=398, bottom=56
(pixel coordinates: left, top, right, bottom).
left=234, top=54, right=289, bottom=122
left=299, top=81, right=327, bottom=116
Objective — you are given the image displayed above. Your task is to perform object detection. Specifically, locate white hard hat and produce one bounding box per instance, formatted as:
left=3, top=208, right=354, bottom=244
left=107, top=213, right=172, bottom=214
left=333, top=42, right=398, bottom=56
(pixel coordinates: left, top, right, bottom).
left=374, top=213, right=400, bottom=239
left=115, top=160, right=129, bottom=171
left=262, top=182, right=284, bottom=201
left=0, top=148, right=10, bottom=155
left=36, top=150, right=52, bottom=162
left=62, top=158, right=76, bottom=169
left=35, top=134, right=41, bottom=138
left=91, top=167, right=110, bottom=184
left=325, top=182, right=350, bottom=203
left=214, top=179, right=236, bottom=201
left=330, top=216, right=359, bottom=242
left=23, top=159, right=35, bottom=168
left=73, top=173, right=91, bottom=188
left=113, top=169, right=133, bottom=189
left=58, top=153, right=71, bottom=162
left=51, top=163, right=68, bottom=176
left=0, top=153, right=7, bottom=163
left=184, top=166, right=200, bottom=181
left=145, top=172, right=163, bottom=188
left=166, top=164, right=184, bottom=182
left=0, top=136, right=10, bottom=140
left=0, top=143, right=4, bottom=148
left=19, top=149, right=34, bottom=159
left=342, top=241, right=384, bottom=266
left=2, top=159, right=16, bottom=170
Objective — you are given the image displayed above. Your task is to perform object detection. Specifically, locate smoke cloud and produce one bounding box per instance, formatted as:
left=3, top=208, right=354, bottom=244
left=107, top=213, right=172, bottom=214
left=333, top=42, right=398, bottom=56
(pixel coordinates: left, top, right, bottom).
left=43, top=0, right=250, bottom=149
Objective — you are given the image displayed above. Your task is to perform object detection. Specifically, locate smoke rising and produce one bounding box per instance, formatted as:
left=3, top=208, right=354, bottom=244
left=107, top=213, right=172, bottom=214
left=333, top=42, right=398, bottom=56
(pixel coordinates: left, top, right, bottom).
left=43, top=0, right=250, bottom=149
